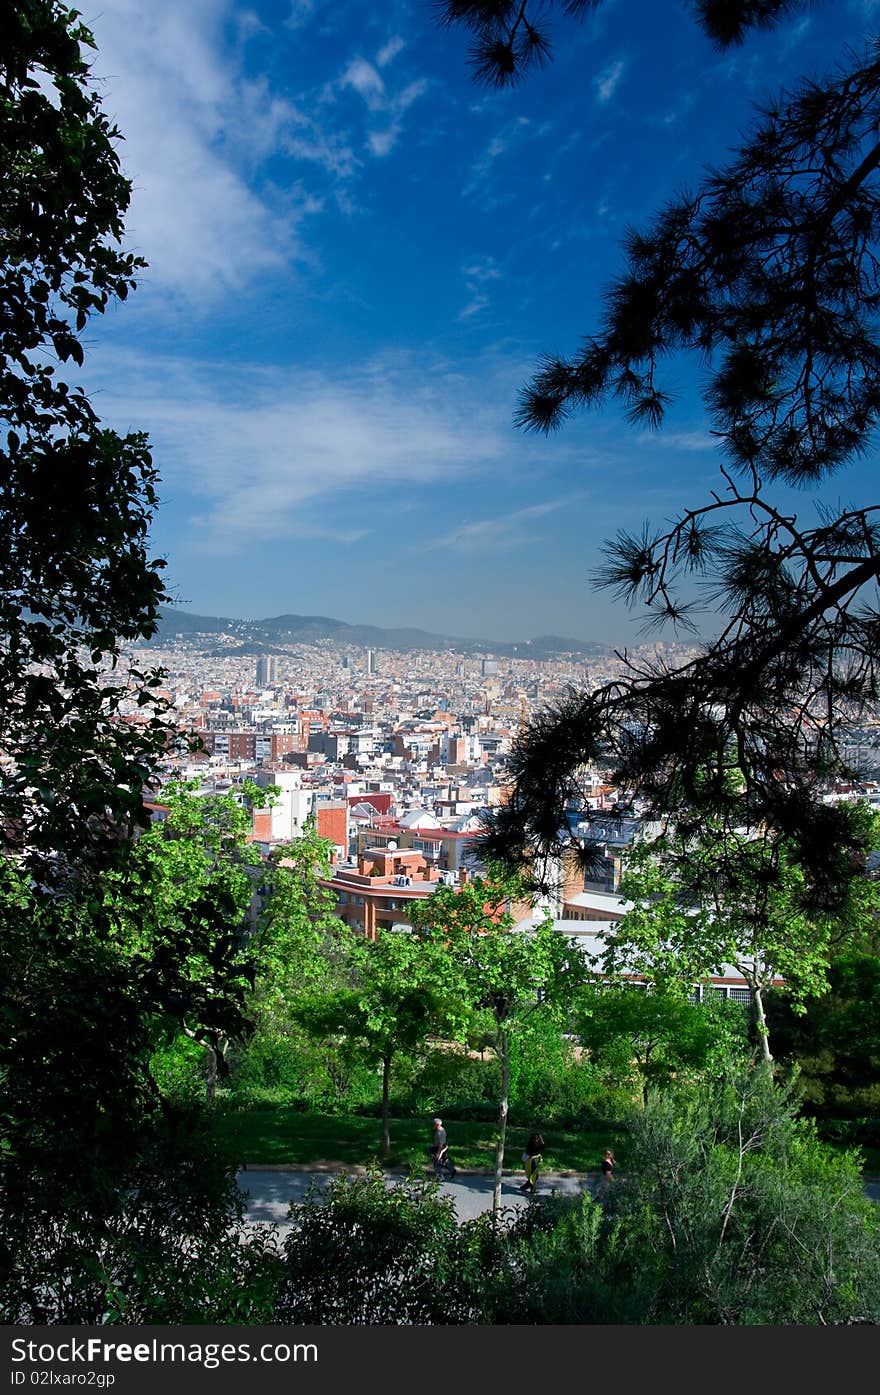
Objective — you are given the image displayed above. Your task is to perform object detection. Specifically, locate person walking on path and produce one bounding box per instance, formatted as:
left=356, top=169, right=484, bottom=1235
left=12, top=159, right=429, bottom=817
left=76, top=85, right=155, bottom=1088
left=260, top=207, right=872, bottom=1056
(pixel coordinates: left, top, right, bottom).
left=430, top=1116, right=456, bottom=1180
left=519, top=1131, right=544, bottom=1194
left=597, top=1147, right=616, bottom=1200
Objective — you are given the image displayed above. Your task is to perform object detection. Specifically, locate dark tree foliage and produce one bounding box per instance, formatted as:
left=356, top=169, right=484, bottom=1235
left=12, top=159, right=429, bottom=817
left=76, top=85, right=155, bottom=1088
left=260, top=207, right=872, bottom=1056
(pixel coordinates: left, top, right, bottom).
left=1, top=0, right=172, bottom=882
left=274, top=1171, right=490, bottom=1324
left=0, top=4, right=269, bottom=1321
left=438, top=0, right=813, bottom=89
left=439, top=0, right=880, bottom=901
left=1, top=1088, right=281, bottom=1323
left=766, top=947, right=880, bottom=1125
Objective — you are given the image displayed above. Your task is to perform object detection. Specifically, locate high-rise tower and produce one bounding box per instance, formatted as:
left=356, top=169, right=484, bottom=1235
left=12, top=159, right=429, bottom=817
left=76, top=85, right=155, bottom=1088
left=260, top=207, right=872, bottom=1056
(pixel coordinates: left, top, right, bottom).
left=256, top=655, right=278, bottom=686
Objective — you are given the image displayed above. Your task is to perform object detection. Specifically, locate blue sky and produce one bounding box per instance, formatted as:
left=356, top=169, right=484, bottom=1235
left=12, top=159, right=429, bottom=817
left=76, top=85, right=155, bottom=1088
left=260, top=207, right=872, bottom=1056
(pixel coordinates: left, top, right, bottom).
left=79, top=0, right=877, bottom=644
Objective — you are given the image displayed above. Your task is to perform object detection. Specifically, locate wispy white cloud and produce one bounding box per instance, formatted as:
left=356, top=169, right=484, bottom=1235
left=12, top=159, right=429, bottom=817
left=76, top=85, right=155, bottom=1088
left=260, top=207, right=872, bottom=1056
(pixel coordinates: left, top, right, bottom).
left=458, top=256, right=502, bottom=320
left=636, top=430, right=717, bottom=452
left=343, top=57, right=387, bottom=110
left=88, top=351, right=513, bottom=557
left=235, top=9, right=267, bottom=41
left=595, top=58, right=626, bottom=104
left=463, top=116, right=535, bottom=205
left=285, top=0, right=314, bottom=29
left=377, top=36, right=406, bottom=67
left=660, top=87, right=698, bottom=127
left=339, top=53, right=429, bottom=157
left=423, top=495, right=588, bottom=553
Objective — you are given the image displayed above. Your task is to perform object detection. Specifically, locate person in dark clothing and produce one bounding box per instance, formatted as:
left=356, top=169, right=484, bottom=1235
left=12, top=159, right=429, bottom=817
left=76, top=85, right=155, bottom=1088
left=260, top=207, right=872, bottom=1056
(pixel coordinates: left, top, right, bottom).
left=519, top=1131, right=544, bottom=1193
left=598, top=1147, right=615, bottom=1198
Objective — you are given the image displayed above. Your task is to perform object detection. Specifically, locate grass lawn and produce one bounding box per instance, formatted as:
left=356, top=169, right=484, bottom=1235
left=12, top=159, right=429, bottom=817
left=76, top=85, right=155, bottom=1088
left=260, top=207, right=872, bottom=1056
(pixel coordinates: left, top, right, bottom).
left=209, top=1094, right=880, bottom=1180
left=211, top=1096, right=620, bottom=1174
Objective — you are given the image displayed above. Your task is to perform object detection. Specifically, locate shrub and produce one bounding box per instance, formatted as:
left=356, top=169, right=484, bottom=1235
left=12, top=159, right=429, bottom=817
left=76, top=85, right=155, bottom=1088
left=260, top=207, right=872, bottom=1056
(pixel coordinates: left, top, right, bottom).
left=395, top=1045, right=502, bottom=1120
left=1, top=1102, right=282, bottom=1323
left=228, top=1027, right=378, bottom=1112
left=596, top=1070, right=880, bottom=1324
left=273, top=1170, right=487, bottom=1324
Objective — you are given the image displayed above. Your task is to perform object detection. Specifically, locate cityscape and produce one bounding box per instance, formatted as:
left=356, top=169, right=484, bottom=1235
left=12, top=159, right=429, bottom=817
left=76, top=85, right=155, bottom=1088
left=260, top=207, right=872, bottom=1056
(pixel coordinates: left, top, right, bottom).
left=126, top=613, right=880, bottom=1004
left=5, top=0, right=880, bottom=1345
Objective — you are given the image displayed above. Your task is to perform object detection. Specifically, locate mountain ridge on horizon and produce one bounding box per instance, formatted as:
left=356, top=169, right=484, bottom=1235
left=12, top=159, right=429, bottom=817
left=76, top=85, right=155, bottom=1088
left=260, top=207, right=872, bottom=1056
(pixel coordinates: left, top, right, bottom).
left=149, top=606, right=612, bottom=660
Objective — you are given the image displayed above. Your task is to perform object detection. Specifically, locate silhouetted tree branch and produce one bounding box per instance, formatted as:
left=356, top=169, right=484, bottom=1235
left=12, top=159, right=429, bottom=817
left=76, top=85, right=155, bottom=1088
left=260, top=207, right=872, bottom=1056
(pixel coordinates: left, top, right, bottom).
left=441, top=3, right=880, bottom=898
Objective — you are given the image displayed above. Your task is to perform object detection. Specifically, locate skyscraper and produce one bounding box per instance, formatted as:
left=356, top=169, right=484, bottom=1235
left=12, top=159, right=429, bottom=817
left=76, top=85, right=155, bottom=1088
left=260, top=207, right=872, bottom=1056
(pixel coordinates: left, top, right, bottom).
left=256, top=655, right=278, bottom=686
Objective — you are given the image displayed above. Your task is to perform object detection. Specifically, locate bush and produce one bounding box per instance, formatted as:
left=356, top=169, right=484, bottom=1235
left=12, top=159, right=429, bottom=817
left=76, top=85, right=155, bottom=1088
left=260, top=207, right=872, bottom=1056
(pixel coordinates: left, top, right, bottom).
left=1, top=1101, right=282, bottom=1323
left=150, top=1036, right=209, bottom=1101
left=474, top=1193, right=607, bottom=1323
left=273, top=1170, right=488, bottom=1324
left=463, top=1067, right=880, bottom=1325
left=394, top=1046, right=502, bottom=1121
left=595, top=1069, right=880, bottom=1324
left=508, top=1024, right=611, bottom=1127
left=228, top=1027, right=379, bottom=1112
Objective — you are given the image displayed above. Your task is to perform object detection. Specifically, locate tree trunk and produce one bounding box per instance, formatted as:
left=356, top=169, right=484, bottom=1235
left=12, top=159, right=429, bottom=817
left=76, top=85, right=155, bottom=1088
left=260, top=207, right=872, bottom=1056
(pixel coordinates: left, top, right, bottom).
left=492, top=1029, right=510, bottom=1220
left=204, top=1043, right=218, bottom=1107
left=183, top=1024, right=219, bottom=1107
left=381, top=1052, right=392, bottom=1160
left=641, top=1042, right=652, bottom=1107
left=752, top=984, right=773, bottom=1067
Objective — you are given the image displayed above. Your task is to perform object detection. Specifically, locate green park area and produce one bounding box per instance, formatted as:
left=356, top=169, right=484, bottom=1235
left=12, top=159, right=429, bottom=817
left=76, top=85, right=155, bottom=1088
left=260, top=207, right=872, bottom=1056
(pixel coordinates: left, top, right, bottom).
left=209, top=1091, right=878, bottom=1179
left=211, top=1094, right=617, bottom=1174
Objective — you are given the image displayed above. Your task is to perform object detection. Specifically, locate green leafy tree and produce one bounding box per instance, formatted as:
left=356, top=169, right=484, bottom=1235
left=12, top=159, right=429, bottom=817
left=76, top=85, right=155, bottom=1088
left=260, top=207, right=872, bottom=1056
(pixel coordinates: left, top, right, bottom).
left=506, top=1009, right=603, bottom=1127
left=410, top=871, right=585, bottom=1216
left=1, top=0, right=172, bottom=882
left=230, top=816, right=363, bottom=1104
left=247, top=816, right=349, bottom=1021
left=293, top=924, right=463, bottom=1159
left=766, top=946, right=880, bottom=1124
left=438, top=0, right=880, bottom=902
left=604, top=811, right=880, bottom=1062
left=98, top=780, right=276, bottom=1104
left=573, top=981, right=749, bottom=1104
left=113, top=789, right=346, bottom=1106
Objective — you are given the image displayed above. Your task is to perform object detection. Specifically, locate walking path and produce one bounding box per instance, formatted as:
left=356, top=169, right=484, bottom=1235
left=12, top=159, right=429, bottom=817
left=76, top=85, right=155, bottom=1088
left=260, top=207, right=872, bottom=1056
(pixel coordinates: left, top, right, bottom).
left=236, top=1166, right=587, bottom=1231
left=236, top=1166, right=880, bottom=1235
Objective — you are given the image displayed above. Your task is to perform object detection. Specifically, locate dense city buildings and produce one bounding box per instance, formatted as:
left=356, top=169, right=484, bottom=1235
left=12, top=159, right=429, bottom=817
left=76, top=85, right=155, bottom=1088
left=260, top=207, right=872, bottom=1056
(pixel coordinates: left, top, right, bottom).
left=123, top=623, right=880, bottom=999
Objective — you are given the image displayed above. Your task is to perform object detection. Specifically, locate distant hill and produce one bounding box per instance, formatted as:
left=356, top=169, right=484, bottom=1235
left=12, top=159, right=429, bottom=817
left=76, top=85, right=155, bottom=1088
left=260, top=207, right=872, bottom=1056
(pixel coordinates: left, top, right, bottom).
left=148, top=607, right=610, bottom=660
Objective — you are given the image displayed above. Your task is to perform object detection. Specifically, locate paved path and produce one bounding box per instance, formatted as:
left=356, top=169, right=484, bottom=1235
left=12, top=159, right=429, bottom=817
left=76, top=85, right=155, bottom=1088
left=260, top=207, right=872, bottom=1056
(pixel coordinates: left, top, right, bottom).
left=236, top=1167, right=587, bottom=1232
left=237, top=1167, right=880, bottom=1236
